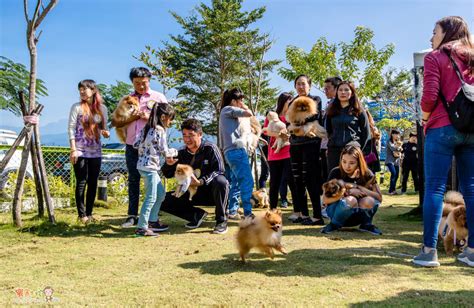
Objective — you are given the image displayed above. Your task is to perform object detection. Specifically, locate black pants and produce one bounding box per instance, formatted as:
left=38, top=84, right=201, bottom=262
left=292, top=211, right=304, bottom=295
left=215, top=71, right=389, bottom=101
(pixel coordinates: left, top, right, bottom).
left=290, top=142, right=322, bottom=218
left=401, top=162, right=419, bottom=192
left=327, top=146, right=343, bottom=174
left=160, top=175, right=229, bottom=224
left=73, top=157, right=101, bottom=218
left=125, top=145, right=141, bottom=216
left=279, top=168, right=289, bottom=201
left=269, top=158, right=298, bottom=211
left=320, top=149, right=328, bottom=183
left=258, top=145, right=269, bottom=188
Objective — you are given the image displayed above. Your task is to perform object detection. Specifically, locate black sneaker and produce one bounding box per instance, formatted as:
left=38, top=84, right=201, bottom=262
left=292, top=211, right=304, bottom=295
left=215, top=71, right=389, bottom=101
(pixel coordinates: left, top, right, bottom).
left=280, top=200, right=289, bottom=208
left=185, top=212, right=208, bottom=229
left=292, top=217, right=304, bottom=223
left=134, top=228, right=158, bottom=237
left=321, top=223, right=340, bottom=234
left=301, top=217, right=325, bottom=226
left=359, top=224, right=382, bottom=235
left=213, top=222, right=228, bottom=234
left=148, top=221, right=169, bottom=232
left=121, top=216, right=138, bottom=228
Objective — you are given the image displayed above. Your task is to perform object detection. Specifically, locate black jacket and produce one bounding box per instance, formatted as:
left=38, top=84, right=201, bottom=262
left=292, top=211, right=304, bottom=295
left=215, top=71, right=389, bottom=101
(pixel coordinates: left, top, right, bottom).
left=325, top=106, right=371, bottom=151
left=161, top=140, right=225, bottom=186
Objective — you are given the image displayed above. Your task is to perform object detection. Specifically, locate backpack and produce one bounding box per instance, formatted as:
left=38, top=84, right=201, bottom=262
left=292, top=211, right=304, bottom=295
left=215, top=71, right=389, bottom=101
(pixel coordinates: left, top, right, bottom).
left=439, top=50, right=474, bottom=133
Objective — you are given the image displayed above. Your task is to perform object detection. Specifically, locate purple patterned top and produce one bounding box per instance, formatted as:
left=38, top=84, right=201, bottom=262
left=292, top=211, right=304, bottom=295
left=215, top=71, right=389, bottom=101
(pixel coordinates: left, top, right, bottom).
left=68, top=103, right=108, bottom=158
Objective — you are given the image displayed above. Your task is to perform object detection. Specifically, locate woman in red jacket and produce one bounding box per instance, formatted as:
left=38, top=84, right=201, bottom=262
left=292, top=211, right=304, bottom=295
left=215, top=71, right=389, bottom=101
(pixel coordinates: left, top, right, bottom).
left=412, top=16, right=474, bottom=268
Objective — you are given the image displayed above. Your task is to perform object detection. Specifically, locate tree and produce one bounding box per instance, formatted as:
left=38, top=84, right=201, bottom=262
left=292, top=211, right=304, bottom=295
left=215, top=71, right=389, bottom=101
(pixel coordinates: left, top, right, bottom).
left=0, top=56, right=47, bottom=116
left=138, top=0, right=279, bottom=135
left=279, top=26, right=395, bottom=99
left=375, top=67, right=416, bottom=119
left=97, top=81, right=133, bottom=122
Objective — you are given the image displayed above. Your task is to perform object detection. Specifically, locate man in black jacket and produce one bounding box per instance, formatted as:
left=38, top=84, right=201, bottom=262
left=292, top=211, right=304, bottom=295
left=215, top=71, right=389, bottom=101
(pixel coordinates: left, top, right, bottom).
left=161, top=118, right=229, bottom=234
left=401, top=132, right=419, bottom=194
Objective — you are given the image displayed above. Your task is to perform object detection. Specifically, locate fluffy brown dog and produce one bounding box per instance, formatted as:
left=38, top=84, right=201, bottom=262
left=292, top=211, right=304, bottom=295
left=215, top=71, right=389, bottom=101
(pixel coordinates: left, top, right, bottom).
left=236, top=209, right=287, bottom=262
left=438, top=191, right=468, bottom=255
left=173, top=164, right=198, bottom=200
left=112, top=95, right=139, bottom=143
left=322, top=179, right=348, bottom=200
left=262, top=111, right=290, bottom=153
left=250, top=188, right=270, bottom=208
left=286, top=96, right=327, bottom=138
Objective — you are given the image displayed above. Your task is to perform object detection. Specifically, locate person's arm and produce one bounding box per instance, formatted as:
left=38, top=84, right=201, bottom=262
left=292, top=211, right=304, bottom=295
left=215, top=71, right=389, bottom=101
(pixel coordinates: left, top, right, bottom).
left=199, top=143, right=226, bottom=186
left=323, top=194, right=344, bottom=205
left=353, top=182, right=382, bottom=202
left=359, top=110, right=371, bottom=151
left=420, top=53, right=441, bottom=121
left=100, top=105, right=110, bottom=138
left=161, top=148, right=183, bottom=178
left=68, top=104, right=79, bottom=164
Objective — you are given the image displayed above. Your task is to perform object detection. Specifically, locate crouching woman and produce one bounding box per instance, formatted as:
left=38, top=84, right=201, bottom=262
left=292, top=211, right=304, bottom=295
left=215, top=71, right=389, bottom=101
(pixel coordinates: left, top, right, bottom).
left=321, top=145, right=383, bottom=235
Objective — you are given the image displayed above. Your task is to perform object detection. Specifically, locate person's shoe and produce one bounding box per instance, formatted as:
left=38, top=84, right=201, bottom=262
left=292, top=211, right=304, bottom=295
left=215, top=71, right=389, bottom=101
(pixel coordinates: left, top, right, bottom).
left=228, top=213, right=241, bottom=220
left=388, top=191, right=398, bottom=195
left=86, top=215, right=99, bottom=224
left=457, top=248, right=474, bottom=267
left=121, top=216, right=138, bottom=228
left=359, top=224, right=383, bottom=235
left=288, top=213, right=300, bottom=221
left=185, top=212, right=208, bottom=229
left=134, top=228, right=158, bottom=237
left=280, top=200, right=289, bottom=208
left=148, top=221, right=169, bottom=232
left=244, top=213, right=255, bottom=220
left=321, top=223, right=340, bottom=234
left=78, top=216, right=89, bottom=224
left=400, top=191, right=407, bottom=195
left=213, top=222, right=228, bottom=234
left=292, top=216, right=305, bottom=223
left=301, top=217, right=325, bottom=226
left=412, top=246, right=440, bottom=267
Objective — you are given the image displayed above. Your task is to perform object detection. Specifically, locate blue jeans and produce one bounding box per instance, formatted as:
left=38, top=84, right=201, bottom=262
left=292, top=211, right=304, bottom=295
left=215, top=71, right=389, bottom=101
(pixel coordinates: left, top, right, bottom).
left=224, top=148, right=254, bottom=216
left=137, top=170, right=165, bottom=230
left=386, top=162, right=399, bottom=193
left=423, top=125, right=474, bottom=248
left=326, top=199, right=380, bottom=228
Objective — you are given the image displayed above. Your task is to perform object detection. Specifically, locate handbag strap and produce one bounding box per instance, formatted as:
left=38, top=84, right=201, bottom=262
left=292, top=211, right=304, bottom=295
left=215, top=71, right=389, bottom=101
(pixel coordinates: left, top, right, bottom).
left=444, top=49, right=466, bottom=85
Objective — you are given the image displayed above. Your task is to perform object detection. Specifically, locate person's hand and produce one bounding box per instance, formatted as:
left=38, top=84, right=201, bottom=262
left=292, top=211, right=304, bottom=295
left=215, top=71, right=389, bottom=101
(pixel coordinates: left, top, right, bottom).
left=139, top=111, right=150, bottom=120
left=348, top=188, right=365, bottom=198
left=70, top=150, right=79, bottom=164
left=190, top=174, right=202, bottom=187
left=165, top=157, right=178, bottom=165
left=101, top=130, right=110, bottom=138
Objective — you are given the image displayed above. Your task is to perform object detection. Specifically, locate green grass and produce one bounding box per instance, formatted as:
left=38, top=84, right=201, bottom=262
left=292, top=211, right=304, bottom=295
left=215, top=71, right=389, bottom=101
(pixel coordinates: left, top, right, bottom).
left=1, top=194, right=473, bottom=306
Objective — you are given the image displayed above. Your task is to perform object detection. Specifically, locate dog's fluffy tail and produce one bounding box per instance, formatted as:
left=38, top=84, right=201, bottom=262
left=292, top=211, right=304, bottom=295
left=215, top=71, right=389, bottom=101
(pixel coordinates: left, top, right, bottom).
left=444, top=191, right=465, bottom=206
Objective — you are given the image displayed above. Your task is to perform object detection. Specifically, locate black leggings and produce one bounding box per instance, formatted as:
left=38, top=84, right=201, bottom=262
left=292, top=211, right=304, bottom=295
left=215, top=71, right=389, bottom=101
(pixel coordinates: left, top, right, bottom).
left=290, top=142, right=322, bottom=218
left=73, top=157, right=101, bottom=218
left=269, top=158, right=298, bottom=211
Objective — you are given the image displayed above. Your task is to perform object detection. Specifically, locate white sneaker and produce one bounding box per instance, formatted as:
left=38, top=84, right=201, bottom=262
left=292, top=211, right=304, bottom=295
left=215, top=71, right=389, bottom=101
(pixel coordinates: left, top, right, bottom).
left=288, top=213, right=299, bottom=221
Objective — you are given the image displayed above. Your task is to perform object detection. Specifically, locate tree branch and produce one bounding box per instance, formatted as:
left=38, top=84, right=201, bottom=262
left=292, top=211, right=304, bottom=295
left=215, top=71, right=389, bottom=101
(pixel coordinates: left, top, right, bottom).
left=34, top=0, right=58, bottom=29
left=23, top=0, right=29, bottom=22
left=30, top=0, right=42, bottom=29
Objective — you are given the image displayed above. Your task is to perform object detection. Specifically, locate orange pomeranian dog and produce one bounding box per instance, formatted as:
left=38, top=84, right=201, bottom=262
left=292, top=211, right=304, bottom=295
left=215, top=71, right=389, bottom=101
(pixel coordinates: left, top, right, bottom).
left=112, top=95, right=139, bottom=143
left=286, top=96, right=327, bottom=138
left=173, top=164, right=198, bottom=201
left=236, top=209, right=287, bottom=262
left=438, top=191, right=468, bottom=255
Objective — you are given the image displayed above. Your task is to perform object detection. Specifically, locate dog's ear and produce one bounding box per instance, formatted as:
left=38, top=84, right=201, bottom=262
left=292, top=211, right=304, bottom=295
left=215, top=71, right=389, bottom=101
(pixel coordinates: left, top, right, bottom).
left=273, top=209, right=282, bottom=216
left=265, top=211, right=272, bottom=218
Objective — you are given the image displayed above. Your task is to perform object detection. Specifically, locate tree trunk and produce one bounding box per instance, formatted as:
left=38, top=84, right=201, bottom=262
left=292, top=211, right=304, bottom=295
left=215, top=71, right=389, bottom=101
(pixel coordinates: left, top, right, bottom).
left=12, top=130, right=33, bottom=227
left=34, top=128, right=55, bottom=223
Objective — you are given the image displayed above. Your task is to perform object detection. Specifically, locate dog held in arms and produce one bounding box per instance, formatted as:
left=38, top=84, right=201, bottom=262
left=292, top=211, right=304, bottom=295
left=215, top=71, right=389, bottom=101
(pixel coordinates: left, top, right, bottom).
left=262, top=111, right=290, bottom=154
left=235, top=115, right=263, bottom=153
left=236, top=209, right=287, bottom=262
left=111, top=95, right=140, bottom=143
left=173, top=164, right=198, bottom=201
left=286, top=96, right=327, bottom=138
left=438, top=191, right=468, bottom=256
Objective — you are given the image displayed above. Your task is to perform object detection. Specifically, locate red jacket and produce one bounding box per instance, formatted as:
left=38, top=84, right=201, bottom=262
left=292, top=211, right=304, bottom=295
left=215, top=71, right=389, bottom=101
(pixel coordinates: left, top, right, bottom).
left=421, top=43, right=474, bottom=132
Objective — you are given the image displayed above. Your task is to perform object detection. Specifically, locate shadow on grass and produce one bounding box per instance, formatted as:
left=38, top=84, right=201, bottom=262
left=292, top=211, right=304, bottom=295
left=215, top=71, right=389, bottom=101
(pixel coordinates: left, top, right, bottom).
left=351, top=289, right=474, bottom=307
left=178, top=244, right=424, bottom=278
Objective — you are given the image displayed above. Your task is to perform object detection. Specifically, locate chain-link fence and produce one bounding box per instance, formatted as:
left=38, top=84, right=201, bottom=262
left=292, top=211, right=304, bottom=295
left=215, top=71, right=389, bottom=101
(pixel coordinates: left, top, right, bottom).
left=0, top=145, right=129, bottom=212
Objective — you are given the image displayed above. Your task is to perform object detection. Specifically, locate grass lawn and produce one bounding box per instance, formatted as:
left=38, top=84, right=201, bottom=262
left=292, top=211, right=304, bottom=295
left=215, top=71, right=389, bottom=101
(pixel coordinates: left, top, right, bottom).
left=1, top=193, right=473, bottom=306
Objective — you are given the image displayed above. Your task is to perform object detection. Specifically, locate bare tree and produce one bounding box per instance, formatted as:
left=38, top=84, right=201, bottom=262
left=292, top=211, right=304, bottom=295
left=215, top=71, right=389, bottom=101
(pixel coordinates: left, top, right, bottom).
left=10, top=0, right=58, bottom=226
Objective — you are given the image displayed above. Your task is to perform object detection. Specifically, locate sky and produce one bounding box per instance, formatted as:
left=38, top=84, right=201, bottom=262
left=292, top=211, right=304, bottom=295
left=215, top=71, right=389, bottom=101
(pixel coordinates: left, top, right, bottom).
left=1, top=0, right=473, bottom=129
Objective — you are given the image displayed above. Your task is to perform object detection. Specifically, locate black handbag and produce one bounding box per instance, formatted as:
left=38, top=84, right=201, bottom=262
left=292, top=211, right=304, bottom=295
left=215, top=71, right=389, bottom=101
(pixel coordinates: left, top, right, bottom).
left=439, top=51, right=474, bottom=133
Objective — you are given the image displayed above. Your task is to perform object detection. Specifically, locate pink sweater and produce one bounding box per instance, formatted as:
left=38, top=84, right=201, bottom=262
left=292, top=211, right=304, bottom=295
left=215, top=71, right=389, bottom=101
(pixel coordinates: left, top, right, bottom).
left=263, top=116, right=290, bottom=161
left=421, top=44, right=474, bottom=132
